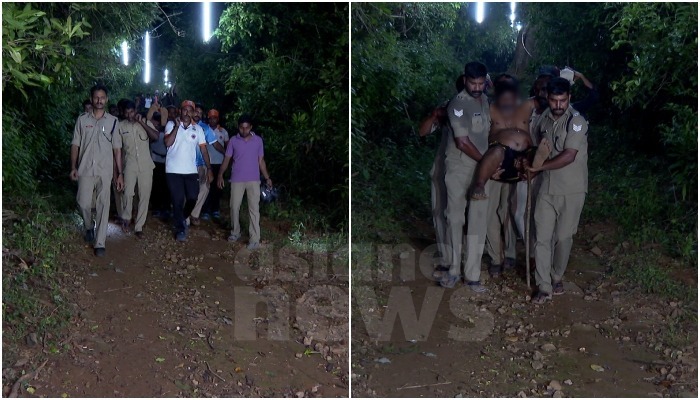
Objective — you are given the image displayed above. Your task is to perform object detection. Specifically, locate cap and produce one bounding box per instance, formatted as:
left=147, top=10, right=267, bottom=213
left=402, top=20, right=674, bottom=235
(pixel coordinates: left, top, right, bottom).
left=181, top=100, right=195, bottom=110
left=208, top=109, right=219, bottom=118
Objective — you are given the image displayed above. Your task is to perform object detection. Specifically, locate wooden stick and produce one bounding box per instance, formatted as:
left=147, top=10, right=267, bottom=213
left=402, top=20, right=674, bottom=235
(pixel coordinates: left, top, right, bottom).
left=396, top=381, right=452, bottom=390
left=205, top=361, right=225, bottom=382
left=9, top=359, right=48, bottom=398
left=525, top=171, right=532, bottom=290
left=103, top=286, right=132, bottom=293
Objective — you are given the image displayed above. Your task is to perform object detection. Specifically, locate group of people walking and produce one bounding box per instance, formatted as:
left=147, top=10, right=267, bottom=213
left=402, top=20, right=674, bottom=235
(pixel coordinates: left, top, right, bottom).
left=421, top=61, right=597, bottom=303
left=71, top=84, right=272, bottom=257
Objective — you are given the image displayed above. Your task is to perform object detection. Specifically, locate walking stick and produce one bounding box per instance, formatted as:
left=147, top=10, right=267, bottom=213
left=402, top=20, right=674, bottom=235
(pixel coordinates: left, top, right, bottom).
left=525, top=170, right=532, bottom=290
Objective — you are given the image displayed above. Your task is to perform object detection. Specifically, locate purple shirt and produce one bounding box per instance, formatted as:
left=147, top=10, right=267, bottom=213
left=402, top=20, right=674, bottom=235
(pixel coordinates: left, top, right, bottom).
left=225, top=133, right=264, bottom=182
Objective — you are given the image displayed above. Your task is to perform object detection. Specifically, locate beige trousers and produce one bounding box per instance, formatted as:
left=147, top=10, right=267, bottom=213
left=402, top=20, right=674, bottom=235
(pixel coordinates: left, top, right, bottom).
left=77, top=175, right=111, bottom=249
left=122, top=169, right=153, bottom=232
left=534, top=192, right=586, bottom=293
left=190, top=166, right=210, bottom=218
left=230, top=181, right=261, bottom=243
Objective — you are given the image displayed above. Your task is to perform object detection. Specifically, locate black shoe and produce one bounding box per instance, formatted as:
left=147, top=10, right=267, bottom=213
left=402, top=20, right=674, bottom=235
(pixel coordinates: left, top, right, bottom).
left=488, top=263, right=502, bottom=277
left=135, top=231, right=144, bottom=239
left=94, top=247, right=106, bottom=257
left=84, top=228, right=95, bottom=243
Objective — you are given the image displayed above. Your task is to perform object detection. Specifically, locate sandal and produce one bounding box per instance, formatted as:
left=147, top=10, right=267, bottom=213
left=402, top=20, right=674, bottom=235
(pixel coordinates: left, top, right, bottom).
left=553, top=281, right=565, bottom=295
left=531, top=291, right=552, bottom=304
left=466, top=280, right=488, bottom=293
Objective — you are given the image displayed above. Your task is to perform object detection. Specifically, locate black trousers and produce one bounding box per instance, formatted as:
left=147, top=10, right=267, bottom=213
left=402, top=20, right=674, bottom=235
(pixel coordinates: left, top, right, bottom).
left=166, top=173, right=199, bottom=232
left=152, top=162, right=171, bottom=212
left=203, top=164, right=223, bottom=214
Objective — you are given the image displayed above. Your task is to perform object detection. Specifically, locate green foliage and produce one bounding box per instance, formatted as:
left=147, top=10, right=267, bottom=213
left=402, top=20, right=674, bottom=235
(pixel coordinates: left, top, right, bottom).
left=2, top=192, right=76, bottom=341
left=584, top=127, right=696, bottom=263
left=217, top=3, right=349, bottom=230
left=2, top=2, right=89, bottom=98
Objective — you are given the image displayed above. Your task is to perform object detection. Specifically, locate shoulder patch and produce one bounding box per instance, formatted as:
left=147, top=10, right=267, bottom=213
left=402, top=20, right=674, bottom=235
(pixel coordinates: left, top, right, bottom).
left=454, top=109, right=463, bottom=117
left=568, top=115, right=588, bottom=134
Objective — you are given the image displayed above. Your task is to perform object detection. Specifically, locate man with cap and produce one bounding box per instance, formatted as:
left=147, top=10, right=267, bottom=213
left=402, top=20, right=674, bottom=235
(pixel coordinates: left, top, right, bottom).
left=70, top=84, right=123, bottom=257
left=527, top=77, right=589, bottom=304
left=202, top=108, right=229, bottom=221
left=188, top=104, right=221, bottom=225
left=163, top=100, right=214, bottom=242
left=440, top=61, right=493, bottom=292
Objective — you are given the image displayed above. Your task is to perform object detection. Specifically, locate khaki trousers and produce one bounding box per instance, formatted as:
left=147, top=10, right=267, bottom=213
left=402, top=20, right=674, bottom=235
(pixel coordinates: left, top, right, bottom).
left=534, top=192, right=586, bottom=293
left=112, top=180, right=124, bottom=218
left=122, top=169, right=153, bottom=232
left=486, top=181, right=516, bottom=265
left=230, top=181, right=261, bottom=243
left=77, top=175, right=111, bottom=249
left=430, top=155, right=448, bottom=264
left=190, top=166, right=210, bottom=218
left=444, top=156, right=500, bottom=282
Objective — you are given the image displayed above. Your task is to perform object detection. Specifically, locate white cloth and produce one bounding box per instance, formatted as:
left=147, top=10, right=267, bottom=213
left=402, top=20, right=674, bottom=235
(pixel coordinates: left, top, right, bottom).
left=207, top=126, right=229, bottom=165
left=164, top=121, right=205, bottom=174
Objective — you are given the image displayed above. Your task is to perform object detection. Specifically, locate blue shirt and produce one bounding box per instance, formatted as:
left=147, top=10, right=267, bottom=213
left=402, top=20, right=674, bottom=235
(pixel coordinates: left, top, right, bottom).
left=196, top=121, right=217, bottom=167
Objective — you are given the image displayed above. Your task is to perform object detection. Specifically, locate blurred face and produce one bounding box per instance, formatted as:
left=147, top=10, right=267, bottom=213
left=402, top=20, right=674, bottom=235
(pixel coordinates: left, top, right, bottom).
left=464, top=76, right=486, bottom=98
left=209, top=115, right=219, bottom=127
left=85, top=104, right=93, bottom=114
left=193, top=107, right=203, bottom=122
left=167, top=107, right=177, bottom=121
left=495, top=91, right=518, bottom=116
left=108, top=105, right=117, bottom=115
left=91, top=89, right=108, bottom=110
left=238, top=122, right=253, bottom=138
left=124, top=107, right=136, bottom=122
left=547, top=92, right=570, bottom=117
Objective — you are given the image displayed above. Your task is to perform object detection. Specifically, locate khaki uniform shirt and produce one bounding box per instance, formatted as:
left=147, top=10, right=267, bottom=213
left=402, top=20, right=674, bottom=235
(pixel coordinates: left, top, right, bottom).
left=535, top=106, right=589, bottom=195
left=117, top=119, right=156, bottom=173
left=71, top=111, right=121, bottom=177
left=445, top=90, right=491, bottom=166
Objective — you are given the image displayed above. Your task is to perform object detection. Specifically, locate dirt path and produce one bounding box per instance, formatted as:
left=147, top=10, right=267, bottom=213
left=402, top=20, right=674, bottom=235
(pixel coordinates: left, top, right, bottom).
left=351, top=220, right=697, bottom=397
left=10, top=212, right=348, bottom=398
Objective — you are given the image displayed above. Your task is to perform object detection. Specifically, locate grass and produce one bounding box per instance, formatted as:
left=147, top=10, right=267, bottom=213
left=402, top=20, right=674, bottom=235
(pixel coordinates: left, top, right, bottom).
left=2, top=185, right=77, bottom=345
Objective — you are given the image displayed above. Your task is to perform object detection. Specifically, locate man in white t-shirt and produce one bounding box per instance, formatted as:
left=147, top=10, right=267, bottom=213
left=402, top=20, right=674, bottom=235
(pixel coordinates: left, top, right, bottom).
left=164, top=100, right=214, bottom=241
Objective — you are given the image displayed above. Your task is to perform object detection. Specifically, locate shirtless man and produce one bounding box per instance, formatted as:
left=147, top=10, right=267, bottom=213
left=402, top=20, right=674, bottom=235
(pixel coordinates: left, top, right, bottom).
left=470, top=81, right=550, bottom=199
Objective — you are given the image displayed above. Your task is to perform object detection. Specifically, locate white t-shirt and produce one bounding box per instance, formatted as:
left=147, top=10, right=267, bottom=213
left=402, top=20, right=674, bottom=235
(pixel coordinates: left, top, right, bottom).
left=164, top=121, right=205, bottom=174
left=207, top=125, right=229, bottom=165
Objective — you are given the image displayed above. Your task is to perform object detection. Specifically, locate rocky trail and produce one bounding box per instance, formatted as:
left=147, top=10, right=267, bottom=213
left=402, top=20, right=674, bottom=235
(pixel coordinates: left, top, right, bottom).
left=351, top=220, right=698, bottom=398
left=3, top=211, right=348, bottom=398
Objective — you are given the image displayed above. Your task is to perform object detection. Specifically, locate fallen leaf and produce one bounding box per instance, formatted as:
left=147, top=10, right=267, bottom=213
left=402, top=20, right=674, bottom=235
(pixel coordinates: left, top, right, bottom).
left=26, top=387, right=36, bottom=394
left=590, top=364, right=605, bottom=372
left=216, top=276, right=224, bottom=282
left=234, top=367, right=243, bottom=373
left=61, top=393, right=69, bottom=398
left=155, top=357, right=165, bottom=363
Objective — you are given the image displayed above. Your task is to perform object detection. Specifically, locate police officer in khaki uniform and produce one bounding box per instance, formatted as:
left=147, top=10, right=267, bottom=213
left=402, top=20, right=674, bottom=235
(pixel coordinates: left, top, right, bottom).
left=441, top=62, right=496, bottom=292
left=70, top=84, right=123, bottom=257
left=527, top=77, right=588, bottom=303
left=116, top=100, right=159, bottom=238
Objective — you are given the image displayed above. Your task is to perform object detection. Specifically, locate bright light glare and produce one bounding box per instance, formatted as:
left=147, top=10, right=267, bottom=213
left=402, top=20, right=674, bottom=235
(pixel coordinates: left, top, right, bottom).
left=516, top=22, right=522, bottom=31
left=511, top=2, right=516, bottom=14
left=475, top=1, right=485, bottom=24
left=121, top=41, right=128, bottom=66
left=164, top=68, right=169, bottom=82
left=203, top=1, right=212, bottom=42
left=144, top=31, right=150, bottom=84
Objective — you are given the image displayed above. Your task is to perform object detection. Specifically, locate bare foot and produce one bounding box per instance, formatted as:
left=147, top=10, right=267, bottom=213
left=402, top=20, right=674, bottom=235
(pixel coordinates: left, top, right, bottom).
left=533, top=138, right=552, bottom=168
left=470, top=184, right=488, bottom=200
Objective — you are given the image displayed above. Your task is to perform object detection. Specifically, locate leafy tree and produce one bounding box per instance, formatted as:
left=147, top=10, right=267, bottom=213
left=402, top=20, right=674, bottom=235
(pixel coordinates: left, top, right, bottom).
left=216, top=2, right=349, bottom=229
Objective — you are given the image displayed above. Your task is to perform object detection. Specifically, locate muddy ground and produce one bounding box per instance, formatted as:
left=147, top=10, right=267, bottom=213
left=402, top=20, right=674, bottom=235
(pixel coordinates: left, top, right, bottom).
left=351, top=220, right=698, bottom=397
left=3, top=211, right=348, bottom=398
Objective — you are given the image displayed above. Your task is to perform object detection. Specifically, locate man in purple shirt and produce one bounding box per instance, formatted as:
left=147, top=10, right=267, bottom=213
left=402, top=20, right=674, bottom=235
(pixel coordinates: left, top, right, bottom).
left=217, top=115, right=272, bottom=250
